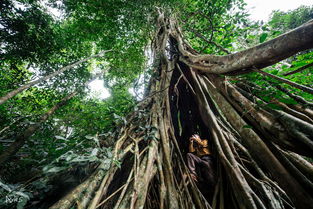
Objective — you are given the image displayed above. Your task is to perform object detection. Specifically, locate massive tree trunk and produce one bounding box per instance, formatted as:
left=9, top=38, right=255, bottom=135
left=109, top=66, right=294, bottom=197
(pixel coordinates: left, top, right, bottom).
left=43, top=15, right=313, bottom=209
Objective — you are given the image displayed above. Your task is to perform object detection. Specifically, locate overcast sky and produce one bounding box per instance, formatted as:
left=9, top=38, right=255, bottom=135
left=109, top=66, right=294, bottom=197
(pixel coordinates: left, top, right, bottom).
left=89, top=0, right=313, bottom=99
left=246, top=0, right=312, bottom=21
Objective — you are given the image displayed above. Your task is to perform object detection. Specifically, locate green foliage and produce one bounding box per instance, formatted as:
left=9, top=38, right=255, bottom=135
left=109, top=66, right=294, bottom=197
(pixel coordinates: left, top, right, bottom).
left=232, top=5, right=313, bottom=108
left=259, top=33, right=268, bottom=43
left=233, top=52, right=313, bottom=109
left=0, top=0, right=61, bottom=63
left=180, top=0, right=248, bottom=54
left=42, top=146, right=113, bottom=174
left=231, top=5, right=313, bottom=51
left=269, top=6, right=313, bottom=32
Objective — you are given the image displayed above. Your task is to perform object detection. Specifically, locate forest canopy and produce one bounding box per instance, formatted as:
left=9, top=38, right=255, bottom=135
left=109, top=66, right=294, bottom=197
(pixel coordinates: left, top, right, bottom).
left=0, top=0, right=313, bottom=209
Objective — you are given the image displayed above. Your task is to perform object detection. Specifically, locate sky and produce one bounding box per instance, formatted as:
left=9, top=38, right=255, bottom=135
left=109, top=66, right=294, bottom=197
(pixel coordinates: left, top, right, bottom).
left=89, top=0, right=313, bottom=100
left=246, top=0, right=312, bottom=21
left=88, top=79, right=110, bottom=100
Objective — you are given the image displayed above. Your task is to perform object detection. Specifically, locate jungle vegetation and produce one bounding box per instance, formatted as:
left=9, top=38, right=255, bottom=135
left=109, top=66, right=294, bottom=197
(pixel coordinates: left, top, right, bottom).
left=0, top=0, right=313, bottom=209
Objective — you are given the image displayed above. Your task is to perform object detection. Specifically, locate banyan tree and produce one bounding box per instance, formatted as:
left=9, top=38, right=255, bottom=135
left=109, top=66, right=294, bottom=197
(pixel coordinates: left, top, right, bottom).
left=1, top=0, right=313, bottom=209
left=48, top=13, right=313, bottom=209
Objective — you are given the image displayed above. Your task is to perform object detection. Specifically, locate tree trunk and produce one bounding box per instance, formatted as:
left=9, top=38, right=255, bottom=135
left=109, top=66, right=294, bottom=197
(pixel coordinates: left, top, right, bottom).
left=30, top=15, right=313, bottom=209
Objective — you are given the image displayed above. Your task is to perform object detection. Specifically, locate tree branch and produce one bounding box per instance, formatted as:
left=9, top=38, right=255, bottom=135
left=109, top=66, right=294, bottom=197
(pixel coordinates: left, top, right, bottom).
left=186, top=27, right=230, bottom=54
left=0, top=50, right=111, bottom=105
left=178, top=19, right=313, bottom=75
left=268, top=81, right=313, bottom=108
left=283, top=62, right=313, bottom=76
left=254, top=69, right=313, bottom=95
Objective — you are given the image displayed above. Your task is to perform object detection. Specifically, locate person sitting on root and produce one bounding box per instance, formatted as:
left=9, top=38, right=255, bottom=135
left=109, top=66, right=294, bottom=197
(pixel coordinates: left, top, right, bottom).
left=187, top=134, right=215, bottom=188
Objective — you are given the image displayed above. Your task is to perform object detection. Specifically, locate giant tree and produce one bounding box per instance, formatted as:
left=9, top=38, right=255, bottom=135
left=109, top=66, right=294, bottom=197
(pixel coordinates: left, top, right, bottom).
left=45, top=2, right=313, bottom=209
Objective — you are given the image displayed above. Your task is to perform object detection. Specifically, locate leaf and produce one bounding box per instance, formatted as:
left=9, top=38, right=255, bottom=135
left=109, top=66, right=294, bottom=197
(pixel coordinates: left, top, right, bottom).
left=106, top=150, right=113, bottom=158
left=102, top=159, right=111, bottom=169
left=279, top=98, right=297, bottom=105
left=113, top=113, right=127, bottom=125
left=0, top=180, right=12, bottom=192
left=272, top=31, right=281, bottom=36
left=55, top=135, right=66, bottom=140
left=87, top=156, right=98, bottom=162
left=85, top=135, right=100, bottom=147
left=91, top=148, right=99, bottom=156
left=261, top=26, right=269, bottom=31
left=71, top=157, right=87, bottom=162
left=103, top=159, right=111, bottom=165
left=269, top=69, right=279, bottom=75
left=44, top=166, right=66, bottom=173
left=15, top=191, right=30, bottom=199
left=85, top=135, right=94, bottom=140
left=17, top=196, right=28, bottom=209
left=65, top=154, right=75, bottom=162
left=242, top=125, right=253, bottom=129
left=113, top=160, right=121, bottom=168
left=259, top=33, right=268, bottom=43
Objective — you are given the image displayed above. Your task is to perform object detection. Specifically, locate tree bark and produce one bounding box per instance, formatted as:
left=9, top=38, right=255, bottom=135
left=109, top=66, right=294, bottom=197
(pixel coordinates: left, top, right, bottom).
left=203, top=74, right=313, bottom=209
left=175, top=19, right=313, bottom=75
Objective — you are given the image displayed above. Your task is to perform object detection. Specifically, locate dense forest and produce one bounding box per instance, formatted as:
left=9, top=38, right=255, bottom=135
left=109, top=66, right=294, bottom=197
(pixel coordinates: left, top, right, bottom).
left=1, top=0, right=313, bottom=208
